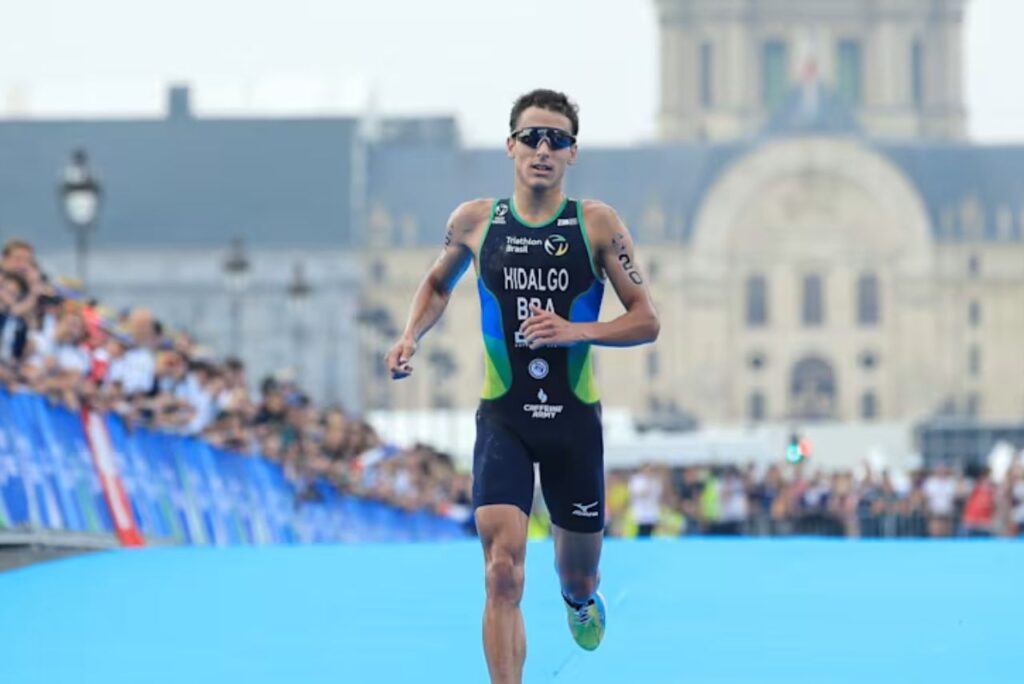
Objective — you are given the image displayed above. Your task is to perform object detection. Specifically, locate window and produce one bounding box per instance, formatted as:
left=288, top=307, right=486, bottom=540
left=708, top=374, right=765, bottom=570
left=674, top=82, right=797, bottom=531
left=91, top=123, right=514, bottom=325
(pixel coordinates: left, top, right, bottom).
left=857, top=273, right=880, bottom=326
left=748, top=352, right=766, bottom=371
left=968, top=254, right=980, bottom=278
left=700, top=42, right=714, bottom=108
left=968, top=300, right=981, bottom=328
left=790, top=356, right=836, bottom=420
left=911, top=39, right=924, bottom=107
left=762, top=40, right=789, bottom=109
left=861, top=392, right=878, bottom=420
left=802, top=274, right=824, bottom=326
left=836, top=39, right=863, bottom=106
left=746, top=274, right=768, bottom=326
left=968, top=345, right=981, bottom=377
left=748, top=391, right=766, bottom=421
left=647, top=350, right=659, bottom=379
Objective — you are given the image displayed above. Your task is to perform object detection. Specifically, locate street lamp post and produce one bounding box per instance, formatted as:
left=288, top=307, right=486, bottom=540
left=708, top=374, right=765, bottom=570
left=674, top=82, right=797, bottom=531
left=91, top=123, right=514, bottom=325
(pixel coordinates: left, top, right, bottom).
left=286, top=261, right=313, bottom=386
left=222, top=237, right=250, bottom=358
left=59, top=148, right=102, bottom=288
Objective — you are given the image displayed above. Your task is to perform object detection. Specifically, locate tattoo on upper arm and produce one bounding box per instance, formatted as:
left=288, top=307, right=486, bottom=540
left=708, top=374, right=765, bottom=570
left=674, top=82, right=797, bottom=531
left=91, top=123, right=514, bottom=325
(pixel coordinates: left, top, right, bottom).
left=611, top=232, right=644, bottom=285
left=434, top=224, right=457, bottom=264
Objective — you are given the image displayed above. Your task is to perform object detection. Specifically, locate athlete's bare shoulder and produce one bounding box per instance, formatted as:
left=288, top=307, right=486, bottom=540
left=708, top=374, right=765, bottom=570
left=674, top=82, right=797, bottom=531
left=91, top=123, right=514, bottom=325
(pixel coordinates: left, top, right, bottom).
left=446, top=198, right=495, bottom=247
left=581, top=198, right=625, bottom=227
left=580, top=199, right=628, bottom=247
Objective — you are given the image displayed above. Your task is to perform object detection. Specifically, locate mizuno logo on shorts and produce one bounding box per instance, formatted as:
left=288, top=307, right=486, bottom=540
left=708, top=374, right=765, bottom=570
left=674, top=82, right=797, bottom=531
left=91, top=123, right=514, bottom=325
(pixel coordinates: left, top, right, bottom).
left=572, top=501, right=600, bottom=518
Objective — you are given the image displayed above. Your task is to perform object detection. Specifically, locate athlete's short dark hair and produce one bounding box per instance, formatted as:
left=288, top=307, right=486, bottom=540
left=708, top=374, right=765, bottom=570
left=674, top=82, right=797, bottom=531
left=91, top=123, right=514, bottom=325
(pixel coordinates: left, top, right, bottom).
left=509, top=89, right=579, bottom=136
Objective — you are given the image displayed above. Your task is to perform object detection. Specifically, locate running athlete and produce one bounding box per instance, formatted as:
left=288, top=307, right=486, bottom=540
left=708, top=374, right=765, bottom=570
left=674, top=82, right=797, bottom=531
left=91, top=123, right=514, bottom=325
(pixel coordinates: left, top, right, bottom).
left=384, top=89, right=659, bottom=684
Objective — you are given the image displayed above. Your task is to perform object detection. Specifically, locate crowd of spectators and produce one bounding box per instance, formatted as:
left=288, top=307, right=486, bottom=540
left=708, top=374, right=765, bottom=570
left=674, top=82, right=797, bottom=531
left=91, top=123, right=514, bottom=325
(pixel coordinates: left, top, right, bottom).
left=599, top=460, right=1024, bottom=539
left=0, top=238, right=471, bottom=522
left=6, top=237, right=1021, bottom=541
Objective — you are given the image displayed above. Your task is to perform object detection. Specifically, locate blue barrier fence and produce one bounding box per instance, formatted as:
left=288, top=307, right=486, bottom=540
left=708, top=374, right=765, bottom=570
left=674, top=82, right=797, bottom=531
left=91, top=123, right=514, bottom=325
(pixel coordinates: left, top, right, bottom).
left=0, top=390, right=468, bottom=545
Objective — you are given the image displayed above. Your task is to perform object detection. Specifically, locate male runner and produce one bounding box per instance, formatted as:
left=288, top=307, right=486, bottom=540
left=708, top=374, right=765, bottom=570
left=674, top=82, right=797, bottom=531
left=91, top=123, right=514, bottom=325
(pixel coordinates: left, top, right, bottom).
left=384, top=89, right=659, bottom=684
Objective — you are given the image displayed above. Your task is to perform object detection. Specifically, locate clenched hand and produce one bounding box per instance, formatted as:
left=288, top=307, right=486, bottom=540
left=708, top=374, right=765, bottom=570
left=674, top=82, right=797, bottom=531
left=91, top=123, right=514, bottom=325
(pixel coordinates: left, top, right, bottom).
left=384, top=336, right=418, bottom=380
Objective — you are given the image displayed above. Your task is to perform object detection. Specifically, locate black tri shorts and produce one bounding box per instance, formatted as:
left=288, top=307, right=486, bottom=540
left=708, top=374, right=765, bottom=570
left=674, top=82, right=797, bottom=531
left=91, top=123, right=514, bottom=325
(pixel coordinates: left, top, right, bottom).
left=471, top=400, right=605, bottom=534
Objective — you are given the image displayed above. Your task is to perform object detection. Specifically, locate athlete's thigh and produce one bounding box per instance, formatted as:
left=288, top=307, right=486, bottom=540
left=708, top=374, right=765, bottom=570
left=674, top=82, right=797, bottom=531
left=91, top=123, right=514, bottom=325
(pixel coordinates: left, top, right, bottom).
left=538, top=409, right=605, bottom=533
left=473, top=408, right=536, bottom=518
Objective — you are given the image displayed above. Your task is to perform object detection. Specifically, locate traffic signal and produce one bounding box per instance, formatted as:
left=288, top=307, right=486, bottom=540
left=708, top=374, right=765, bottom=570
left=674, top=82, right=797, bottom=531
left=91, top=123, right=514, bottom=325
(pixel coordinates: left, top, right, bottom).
left=786, top=433, right=812, bottom=464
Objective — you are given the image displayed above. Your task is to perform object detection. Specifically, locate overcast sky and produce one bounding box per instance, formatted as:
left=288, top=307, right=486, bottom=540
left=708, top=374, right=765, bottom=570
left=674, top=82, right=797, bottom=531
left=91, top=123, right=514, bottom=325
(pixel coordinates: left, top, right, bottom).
left=2, top=0, right=1021, bottom=147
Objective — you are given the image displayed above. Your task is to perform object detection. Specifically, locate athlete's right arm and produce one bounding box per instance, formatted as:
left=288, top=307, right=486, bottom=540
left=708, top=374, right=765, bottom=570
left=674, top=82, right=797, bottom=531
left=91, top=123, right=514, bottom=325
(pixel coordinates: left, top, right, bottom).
left=384, top=199, right=491, bottom=380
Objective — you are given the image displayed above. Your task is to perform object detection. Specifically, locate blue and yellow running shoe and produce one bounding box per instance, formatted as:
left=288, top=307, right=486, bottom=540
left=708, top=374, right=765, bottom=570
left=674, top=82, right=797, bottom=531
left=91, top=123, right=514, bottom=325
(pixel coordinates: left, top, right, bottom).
left=564, top=591, right=606, bottom=651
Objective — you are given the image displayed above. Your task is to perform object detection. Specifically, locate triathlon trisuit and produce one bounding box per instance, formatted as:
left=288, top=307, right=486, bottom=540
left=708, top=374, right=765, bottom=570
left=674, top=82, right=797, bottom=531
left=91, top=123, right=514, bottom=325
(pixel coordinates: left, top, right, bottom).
left=471, top=197, right=606, bottom=533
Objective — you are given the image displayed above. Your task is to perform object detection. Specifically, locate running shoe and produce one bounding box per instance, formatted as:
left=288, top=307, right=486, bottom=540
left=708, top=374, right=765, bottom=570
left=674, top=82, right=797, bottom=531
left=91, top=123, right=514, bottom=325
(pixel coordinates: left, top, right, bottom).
left=564, top=591, right=606, bottom=651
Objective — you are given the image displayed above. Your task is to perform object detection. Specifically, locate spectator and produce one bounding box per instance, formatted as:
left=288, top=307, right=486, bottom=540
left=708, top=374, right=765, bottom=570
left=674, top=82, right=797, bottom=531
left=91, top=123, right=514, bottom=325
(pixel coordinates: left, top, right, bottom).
left=902, top=472, right=928, bottom=537
left=698, top=468, right=723, bottom=533
left=857, top=468, right=882, bottom=537
left=182, top=358, right=223, bottom=435
left=3, top=240, right=59, bottom=323
left=798, top=470, right=832, bottom=535
left=217, top=356, right=252, bottom=417
left=677, top=466, right=705, bottom=535
left=25, top=302, right=91, bottom=409
left=828, top=471, right=859, bottom=537
left=1, top=239, right=35, bottom=275
left=953, top=468, right=972, bottom=527
left=254, top=376, right=288, bottom=430
left=0, top=270, right=30, bottom=363
left=108, top=308, right=158, bottom=397
left=962, top=467, right=996, bottom=537
left=717, top=467, right=748, bottom=535
left=628, top=462, right=663, bottom=538
left=923, top=464, right=957, bottom=537
left=146, top=349, right=193, bottom=430
left=876, top=471, right=903, bottom=537
left=320, top=408, right=350, bottom=460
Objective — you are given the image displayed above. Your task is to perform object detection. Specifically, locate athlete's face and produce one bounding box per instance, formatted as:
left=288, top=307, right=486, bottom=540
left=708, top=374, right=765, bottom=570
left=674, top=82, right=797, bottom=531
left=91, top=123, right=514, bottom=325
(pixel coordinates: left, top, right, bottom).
left=507, top=106, right=577, bottom=191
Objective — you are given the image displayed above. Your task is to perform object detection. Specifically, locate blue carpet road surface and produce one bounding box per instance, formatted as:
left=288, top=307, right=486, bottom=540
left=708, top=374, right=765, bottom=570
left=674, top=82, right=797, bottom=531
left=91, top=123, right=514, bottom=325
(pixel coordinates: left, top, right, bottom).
left=0, top=539, right=1019, bottom=684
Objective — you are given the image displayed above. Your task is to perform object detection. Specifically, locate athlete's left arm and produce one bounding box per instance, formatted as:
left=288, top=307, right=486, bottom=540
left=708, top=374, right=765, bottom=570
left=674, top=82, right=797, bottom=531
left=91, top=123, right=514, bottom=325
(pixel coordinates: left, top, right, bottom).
left=520, top=202, right=659, bottom=349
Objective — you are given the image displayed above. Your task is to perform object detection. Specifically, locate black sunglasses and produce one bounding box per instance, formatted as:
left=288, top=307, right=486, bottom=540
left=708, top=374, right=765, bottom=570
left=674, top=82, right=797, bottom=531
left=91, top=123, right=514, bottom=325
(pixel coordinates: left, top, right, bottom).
left=511, top=127, right=577, bottom=150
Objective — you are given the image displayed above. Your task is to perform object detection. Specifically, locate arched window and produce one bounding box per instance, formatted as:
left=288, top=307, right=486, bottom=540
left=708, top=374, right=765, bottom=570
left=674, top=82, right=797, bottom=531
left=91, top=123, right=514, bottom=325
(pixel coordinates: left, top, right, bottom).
left=790, top=356, right=836, bottom=420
